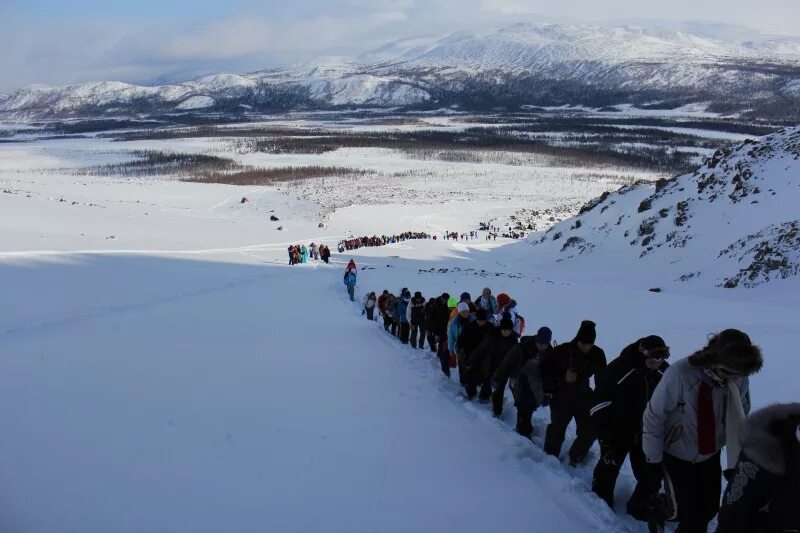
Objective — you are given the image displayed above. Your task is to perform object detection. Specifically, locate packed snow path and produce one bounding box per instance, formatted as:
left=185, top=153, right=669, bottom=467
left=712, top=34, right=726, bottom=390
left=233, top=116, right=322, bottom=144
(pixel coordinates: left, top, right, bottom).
left=0, top=255, right=606, bottom=533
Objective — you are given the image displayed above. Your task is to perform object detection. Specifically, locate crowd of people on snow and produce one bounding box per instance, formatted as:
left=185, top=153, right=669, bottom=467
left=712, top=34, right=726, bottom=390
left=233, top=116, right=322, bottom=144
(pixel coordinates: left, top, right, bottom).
left=344, top=270, right=798, bottom=533
left=287, top=243, right=330, bottom=265
left=337, top=232, right=433, bottom=252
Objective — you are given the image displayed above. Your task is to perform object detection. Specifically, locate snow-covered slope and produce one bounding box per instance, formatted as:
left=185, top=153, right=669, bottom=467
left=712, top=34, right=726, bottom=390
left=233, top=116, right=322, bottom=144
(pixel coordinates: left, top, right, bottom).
left=525, top=126, right=800, bottom=288
left=2, top=23, right=799, bottom=118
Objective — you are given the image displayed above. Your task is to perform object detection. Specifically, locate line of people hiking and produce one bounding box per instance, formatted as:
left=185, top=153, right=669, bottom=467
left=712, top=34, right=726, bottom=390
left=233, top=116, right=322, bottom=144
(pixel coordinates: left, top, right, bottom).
left=288, top=243, right=330, bottom=265
left=352, top=284, right=794, bottom=532
left=338, top=232, right=432, bottom=252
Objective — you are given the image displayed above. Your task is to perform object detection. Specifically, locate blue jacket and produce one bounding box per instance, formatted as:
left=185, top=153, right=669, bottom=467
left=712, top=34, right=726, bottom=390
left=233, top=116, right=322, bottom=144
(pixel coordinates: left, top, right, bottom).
left=448, top=315, right=474, bottom=353
left=397, top=298, right=410, bottom=324
left=344, top=271, right=357, bottom=287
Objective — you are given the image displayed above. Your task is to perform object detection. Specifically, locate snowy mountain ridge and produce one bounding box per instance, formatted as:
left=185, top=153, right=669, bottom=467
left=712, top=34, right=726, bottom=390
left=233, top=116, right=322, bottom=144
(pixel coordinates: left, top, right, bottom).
left=526, top=126, right=800, bottom=288
left=2, top=22, right=800, bottom=119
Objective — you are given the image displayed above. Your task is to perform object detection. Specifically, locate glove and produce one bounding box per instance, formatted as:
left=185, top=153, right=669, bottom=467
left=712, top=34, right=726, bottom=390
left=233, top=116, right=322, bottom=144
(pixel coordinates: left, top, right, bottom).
left=644, top=462, right=664, bottom=497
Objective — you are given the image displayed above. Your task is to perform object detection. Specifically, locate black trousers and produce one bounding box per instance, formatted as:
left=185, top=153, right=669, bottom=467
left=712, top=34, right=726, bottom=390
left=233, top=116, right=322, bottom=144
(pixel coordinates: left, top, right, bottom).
left=544, top=386, right=596, bottom=463
left=663, top=451, right=721, bottom=533
left=383, top=314, right=392, bottom=332
left=366, top=307, right=374, bottom=320
left=410, top=325, right=425, bottom=348
left=347, top=285, right=354, bottom=301
left=591, top=433, right=651, bottom=513
left=426, top=332, right=437, bottom=352
left=436, top=338, right=451, bottom=377
left=399, top=322, right=410, bottom=344
left=516, top=404, right=534, bottom=438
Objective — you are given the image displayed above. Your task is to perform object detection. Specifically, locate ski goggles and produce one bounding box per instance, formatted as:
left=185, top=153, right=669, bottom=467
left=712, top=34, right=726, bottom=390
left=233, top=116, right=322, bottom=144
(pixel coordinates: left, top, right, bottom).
left=642, top=346, right=670, bottom=360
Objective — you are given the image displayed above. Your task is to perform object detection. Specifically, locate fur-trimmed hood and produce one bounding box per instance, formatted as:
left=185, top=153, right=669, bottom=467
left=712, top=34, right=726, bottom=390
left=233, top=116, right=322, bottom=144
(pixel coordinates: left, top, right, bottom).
left=741, top=402, right=800, bottom=475
left=688, top=329, right=763, bottom=375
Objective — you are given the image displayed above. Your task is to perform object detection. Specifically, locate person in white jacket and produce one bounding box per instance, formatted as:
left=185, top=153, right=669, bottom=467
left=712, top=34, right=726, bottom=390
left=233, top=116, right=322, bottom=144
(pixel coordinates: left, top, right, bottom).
left=642, top=329, right=763, bottom=532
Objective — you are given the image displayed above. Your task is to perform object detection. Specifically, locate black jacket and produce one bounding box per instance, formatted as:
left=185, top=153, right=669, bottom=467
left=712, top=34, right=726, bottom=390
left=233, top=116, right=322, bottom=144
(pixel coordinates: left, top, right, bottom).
left=408, top=296, right=426, bottom=326
left=431, top=300, right=451, bottom=336
left=456, top=321, right=494, bottom=361
left=539, top=340, right=606, bottom=394
left=494, top=336, right=552, bottom=409
left=468, top=329, right=519, bottom=380
left=590, top=340, right=668, bottom=442
left=423, top=299, right=438, bottom=331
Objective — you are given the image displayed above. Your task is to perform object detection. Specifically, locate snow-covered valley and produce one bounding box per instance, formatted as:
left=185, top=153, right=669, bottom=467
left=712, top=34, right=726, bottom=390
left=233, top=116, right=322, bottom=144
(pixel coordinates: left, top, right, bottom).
left=1, top=113, right=798, bottom=532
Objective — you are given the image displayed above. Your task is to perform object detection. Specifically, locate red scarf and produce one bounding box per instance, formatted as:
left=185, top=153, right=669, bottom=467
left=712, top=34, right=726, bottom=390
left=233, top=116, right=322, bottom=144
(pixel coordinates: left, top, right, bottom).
left=697, top=380, right=717, bottom=454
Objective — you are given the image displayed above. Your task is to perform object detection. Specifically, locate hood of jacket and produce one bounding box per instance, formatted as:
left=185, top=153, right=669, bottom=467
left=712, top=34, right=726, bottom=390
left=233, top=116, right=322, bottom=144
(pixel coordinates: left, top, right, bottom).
left=741, top=402, right=800, bottom=475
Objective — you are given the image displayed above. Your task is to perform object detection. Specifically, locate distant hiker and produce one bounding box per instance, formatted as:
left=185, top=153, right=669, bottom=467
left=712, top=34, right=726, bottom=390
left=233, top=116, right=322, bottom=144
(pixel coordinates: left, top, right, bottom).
left=456, top=308, right=495, bottom=398
left=397, top=289, right=411, bottom=344
left=343, top=266, right=357, bottom=302
left=363, top=292, right=377, bottom=320
left=407, top=291, right=427, bottom=349
left=347, top=259, right=357, bottom=271
left=301, top=244, right=308, bottom=263
left=287, top=245, right=294, bottom=265
left=378, top=290, right=391, bottom=331
left=475, top=287, right=498, bottom=324
left=320, top=245, right=331, bottom=264
left=383, top=292, right=399, bottom=336
left=590, top=335, right=670, bottom=520
left=466, top=312, right=518, bottom=415
left=433, top=293, right=453, bottom=376
left=716, top=403, right=800, bottom=533
left=540, top=320, right=607, bottom=465
left=494, top=293, right=524, bottom=335
left=310, top=243, right=319, bottom=261
left=447, top=302, right=474, bottom=377
left=643, top=329, right=762, bottom=533
left=423, top=296, right=439, bottom=353
left=493, top=326, right=553, bottom=438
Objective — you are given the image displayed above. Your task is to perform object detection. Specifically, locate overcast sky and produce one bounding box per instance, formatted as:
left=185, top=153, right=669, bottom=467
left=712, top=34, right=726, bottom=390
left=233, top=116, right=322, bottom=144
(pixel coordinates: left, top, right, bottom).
left=1, top=0, right=799, bottom=93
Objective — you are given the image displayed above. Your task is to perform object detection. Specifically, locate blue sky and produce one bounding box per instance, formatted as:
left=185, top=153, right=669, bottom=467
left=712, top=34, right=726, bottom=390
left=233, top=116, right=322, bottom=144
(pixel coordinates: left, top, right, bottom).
left=1, top=0, right=799, bottom=92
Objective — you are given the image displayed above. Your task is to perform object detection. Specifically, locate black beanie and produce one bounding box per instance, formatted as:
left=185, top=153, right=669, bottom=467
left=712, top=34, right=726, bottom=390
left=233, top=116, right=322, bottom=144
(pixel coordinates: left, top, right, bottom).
left=575, top=320, right=596, bottom=344
left=641, top=335, right=667, bottom=351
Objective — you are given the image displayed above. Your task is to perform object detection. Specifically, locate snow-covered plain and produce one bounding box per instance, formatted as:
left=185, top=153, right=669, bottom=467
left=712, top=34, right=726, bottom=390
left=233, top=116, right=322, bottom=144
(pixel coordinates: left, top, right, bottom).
left=1, top=123, right=797, bottom=532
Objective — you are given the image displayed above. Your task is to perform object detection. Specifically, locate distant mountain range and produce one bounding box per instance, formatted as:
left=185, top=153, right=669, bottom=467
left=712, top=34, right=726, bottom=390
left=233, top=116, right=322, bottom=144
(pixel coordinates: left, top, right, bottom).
left=2, top=22, right=800, bottom=119
left=526, top=125, right=800, bottom=288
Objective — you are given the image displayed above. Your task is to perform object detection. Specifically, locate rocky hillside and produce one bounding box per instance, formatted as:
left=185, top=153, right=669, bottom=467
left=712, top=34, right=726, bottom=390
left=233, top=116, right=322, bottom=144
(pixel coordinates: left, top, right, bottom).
left=2, top=23, right=799, bottom=119
left=527, top=126, right=800, bottom=288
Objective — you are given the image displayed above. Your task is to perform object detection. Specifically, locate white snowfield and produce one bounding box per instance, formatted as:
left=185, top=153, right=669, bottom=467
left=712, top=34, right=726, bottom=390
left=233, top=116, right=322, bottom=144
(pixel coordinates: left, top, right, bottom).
left=0, top=127, right=798, bottom=532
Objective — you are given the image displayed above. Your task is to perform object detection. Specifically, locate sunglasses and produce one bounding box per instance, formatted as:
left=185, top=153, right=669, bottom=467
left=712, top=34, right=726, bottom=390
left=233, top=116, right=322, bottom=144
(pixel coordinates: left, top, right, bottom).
left=642, top=347, right=670, bottom=360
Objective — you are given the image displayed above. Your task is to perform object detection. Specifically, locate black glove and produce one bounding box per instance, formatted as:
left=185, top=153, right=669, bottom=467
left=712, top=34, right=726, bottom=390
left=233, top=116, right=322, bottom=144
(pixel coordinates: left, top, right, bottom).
left=644, top=461, right=664, bottom=497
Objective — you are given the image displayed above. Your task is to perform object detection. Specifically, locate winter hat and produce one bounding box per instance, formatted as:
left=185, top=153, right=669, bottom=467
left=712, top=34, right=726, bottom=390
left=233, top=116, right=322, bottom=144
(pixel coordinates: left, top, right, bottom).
left=414, top=291, right=422, bottom=298
left=382, top=290, right=389, bottom=295
left=575, top=320, right=597, bottom=344
left=499, top=313, right=514, bottom=331
left=482, top=287, right=492, bottom=297
left=689, top=329, right=763, bottom=375
left=475, top=308, right=488, bottom=321
left=460, top=292, right=471, bottom=302
left=447, top=296, right=458, bottom=308
left=457, top=301, right=470, bottom=313
left=441, top=292, right=450, bottom=301
left=535, top=327, right=553, bottom=345
left=496, top=293, right=511, bottom=307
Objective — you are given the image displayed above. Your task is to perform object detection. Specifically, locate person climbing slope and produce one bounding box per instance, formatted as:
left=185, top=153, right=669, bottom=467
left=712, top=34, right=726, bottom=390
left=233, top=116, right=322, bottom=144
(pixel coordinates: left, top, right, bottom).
left=343, top=264, right=357, bottom=302
left=540, top=320, right=607, bottom=466
left=493, top=326, right=553, bottom=438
